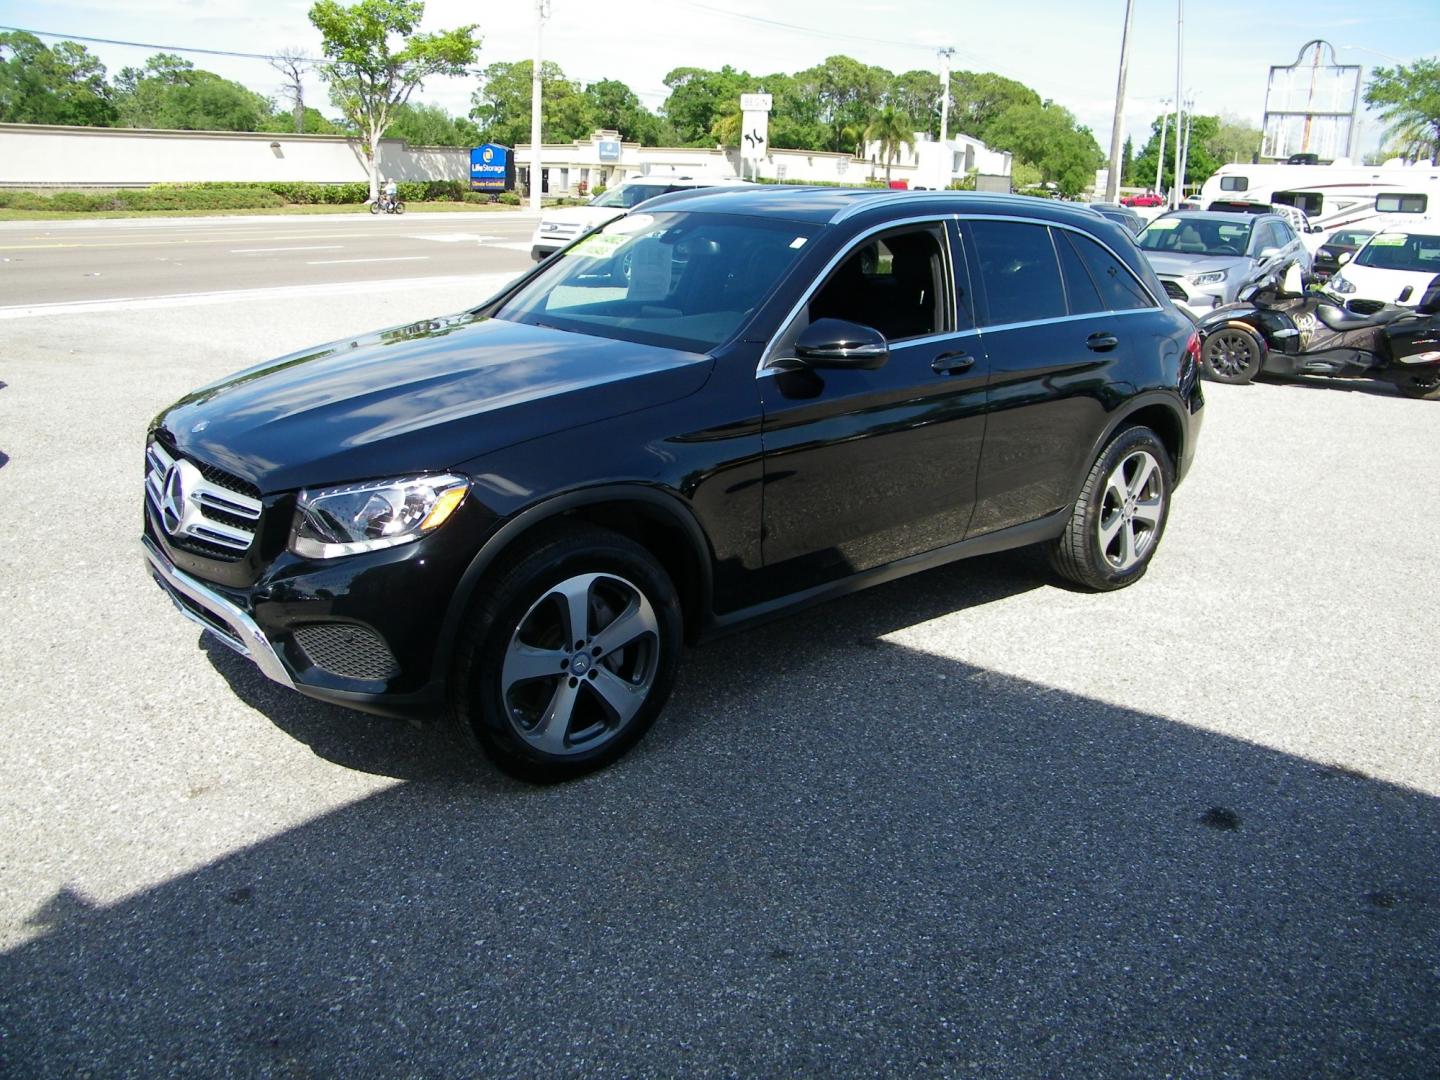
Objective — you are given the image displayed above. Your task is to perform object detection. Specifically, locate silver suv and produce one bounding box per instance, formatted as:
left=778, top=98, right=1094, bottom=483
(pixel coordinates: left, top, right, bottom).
left=1136, top=210, right=1310, bottom=315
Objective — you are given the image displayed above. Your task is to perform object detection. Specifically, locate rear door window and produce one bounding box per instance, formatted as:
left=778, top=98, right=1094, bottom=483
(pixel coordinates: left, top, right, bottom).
left=967, top=219, right=1065, bottom=326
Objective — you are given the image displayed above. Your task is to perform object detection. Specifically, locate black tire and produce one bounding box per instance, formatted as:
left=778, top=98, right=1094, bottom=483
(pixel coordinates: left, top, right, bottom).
left=449, top=525, right=683, bottom=783
left=1201, top=326, right=1264, bottom=384
left=369, top=201, right=381, bottom=215
left=1399, top=373, right=1440, bottom=401
left=393, top=200, right=406, bottom=215
left=1048, top=425, right=1174, bottom=592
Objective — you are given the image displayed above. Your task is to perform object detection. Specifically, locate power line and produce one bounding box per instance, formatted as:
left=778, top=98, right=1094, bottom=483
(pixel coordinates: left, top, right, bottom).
left=0, top=24, right=325, bottom=65
left=670, top=2, right=937, bottom=54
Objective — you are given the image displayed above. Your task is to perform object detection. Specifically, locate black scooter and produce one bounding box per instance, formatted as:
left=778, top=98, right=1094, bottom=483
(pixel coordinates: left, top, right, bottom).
left=1195, top=266, right=1440, bottom=401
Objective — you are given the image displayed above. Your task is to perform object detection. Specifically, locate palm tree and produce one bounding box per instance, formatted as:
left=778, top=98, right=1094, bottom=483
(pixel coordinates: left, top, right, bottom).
left=709, top=106, right=741, bottom=148
left=864, top=106, right=916, bottom=184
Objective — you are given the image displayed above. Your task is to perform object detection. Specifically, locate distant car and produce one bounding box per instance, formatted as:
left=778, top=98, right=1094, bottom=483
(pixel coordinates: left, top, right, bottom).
left=1136, top=210, right=1311, bottom=315
left=1121, top=191, right=1165, bottom=207
left=529, top=175, right=749, bottom=261
left=1312, top=228, right=1375, bottom=282
left=1088, top=202, right=1144, bottom=235
left=1328, top=226, right=1440, bottom=307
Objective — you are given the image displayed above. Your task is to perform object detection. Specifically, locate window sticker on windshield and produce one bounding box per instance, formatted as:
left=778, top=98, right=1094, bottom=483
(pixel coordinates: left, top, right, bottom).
left=789, top=236, right=808, bottom=249
left=1370, top=234, right=1406, bottom=246
left=605, top=213, right=656, bottom=236
left=627, top=238, right=673, bottom=301
left=572, top=232, right=630, bottom=259
left=1145, top=219, right=1180, bottom=230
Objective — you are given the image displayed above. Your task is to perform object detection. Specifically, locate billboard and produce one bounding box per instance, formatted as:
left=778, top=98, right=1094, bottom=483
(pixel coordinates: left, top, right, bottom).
left=1261, top=39, right=1361, bottom=162
left=470, top=144, right=514, bottom=191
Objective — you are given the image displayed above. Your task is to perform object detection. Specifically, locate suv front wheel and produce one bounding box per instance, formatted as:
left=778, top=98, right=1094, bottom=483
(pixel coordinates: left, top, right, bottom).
left=1048, top=425, right=1174, bottom=591
left=451, top=526, right=683, bottom=782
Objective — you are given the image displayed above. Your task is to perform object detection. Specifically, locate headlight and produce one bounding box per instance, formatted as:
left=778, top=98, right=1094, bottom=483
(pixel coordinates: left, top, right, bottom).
left=290, top=474, right=469, bottom=559
left=1190, top=269, right=1227, bottom=285
left=1329, top=274, right=1356, bottom=294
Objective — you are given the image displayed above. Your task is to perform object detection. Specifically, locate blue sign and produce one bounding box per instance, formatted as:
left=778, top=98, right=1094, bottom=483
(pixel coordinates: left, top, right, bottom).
left=597, top=139, right=621, bottom=163
left=470, top=144, right=513, bottom=191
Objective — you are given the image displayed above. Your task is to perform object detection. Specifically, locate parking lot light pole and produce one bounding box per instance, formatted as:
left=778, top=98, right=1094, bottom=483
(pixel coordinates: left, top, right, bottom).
left=1155, top=99, right=1171, bottom=193
left=1171, top=0, right=1185, bottom=208
left=529, top=0, right=550, bottom=213
left=1105, top=0, right=1136, bottom=203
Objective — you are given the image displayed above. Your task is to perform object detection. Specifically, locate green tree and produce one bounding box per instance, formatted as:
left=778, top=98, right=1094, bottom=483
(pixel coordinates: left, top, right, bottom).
left=309, top=0, right=480, bottom=199
left=1130, top=112, right=1222, bottom=195
left=1120, top=135, right=1133, bottom=185
left=762, top=71, right=830, bottom=152
left=1363, top=58, right=1440, bottom=163
left=949, top=70, right=1041, bottom=140
left=470, top=60, right=594, bottom=148
left=661, top=65, right=751, bottom=146
left=258, top=106, right=348, bottom=135
left=888, top=69, right=942, bottom=139
left=800, top=55, right=889, bottom=152
left=582, top=78, right=661, bottom=145
left=384, top=101, right=480, bottom=145
left=864, top=105, right=915, bottom=183
left=0, top=32, right=116, bottom=126
left=113, top=53, right=272, bottom=131
left=984, top=101, right=1102, bottom=197
left=1206, top=114, right=1261, bottom=165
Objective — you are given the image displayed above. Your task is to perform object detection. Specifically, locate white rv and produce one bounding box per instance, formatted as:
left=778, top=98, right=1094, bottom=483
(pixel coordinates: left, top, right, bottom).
left=1198, top=160, right=1440, bottom=235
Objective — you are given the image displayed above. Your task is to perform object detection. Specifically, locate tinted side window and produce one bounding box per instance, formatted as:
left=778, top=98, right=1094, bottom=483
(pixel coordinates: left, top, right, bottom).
left=1052, top=227, right=1105, bottom=315
left=808, top=226, right=949, bottom=341
left=1219, top=175, right=1248, bottom=191
left=968, top=220, right=1065, bottom=326
left=1064, top=231, right=1152, bottom=310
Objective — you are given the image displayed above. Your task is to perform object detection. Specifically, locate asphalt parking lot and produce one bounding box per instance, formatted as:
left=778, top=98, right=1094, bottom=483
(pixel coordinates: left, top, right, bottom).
left=1, top=269, right=1437, bottom=1076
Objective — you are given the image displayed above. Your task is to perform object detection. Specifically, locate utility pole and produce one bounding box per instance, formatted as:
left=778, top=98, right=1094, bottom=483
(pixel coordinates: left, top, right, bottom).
left=1155, top=99, right=1171, bottom=193
left=1105, top=0, right=1135, bottom=203
left=938, top=46, right=954, bottom=190
left=1177, top=96, right=1195, bottom=200
left=529, top=0, right=550, bottom=213
left=1171, top=0, right=1185, bottom=207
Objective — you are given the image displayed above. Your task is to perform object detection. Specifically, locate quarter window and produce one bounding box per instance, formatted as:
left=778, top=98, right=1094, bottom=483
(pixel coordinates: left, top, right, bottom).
left=1053, top=228, right=1105, bottom=315
left=968, top=220, right=1065, bottom=326
left=1063, top=231, right=1152, bottom=310
left=1219, top=175, right=1249, bottom=191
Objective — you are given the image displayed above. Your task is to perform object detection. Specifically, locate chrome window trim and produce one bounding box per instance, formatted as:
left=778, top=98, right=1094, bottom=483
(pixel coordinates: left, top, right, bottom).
left=976, top=307, right=1158, bottom=335
left=757, top=215, right=961, bottom=376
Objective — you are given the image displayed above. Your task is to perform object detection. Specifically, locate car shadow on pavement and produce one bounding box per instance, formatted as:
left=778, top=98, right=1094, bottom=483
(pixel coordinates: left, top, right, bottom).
left=201, top=548, right=1054, bottom=782
left=1254, top=373, right=1408, bottom=398
left=4, top=555, right=1438, bottom=1077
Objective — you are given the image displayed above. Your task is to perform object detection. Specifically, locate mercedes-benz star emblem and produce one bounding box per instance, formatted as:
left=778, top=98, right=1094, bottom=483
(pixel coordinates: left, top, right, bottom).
left=160, top=464, right=186, bottom=534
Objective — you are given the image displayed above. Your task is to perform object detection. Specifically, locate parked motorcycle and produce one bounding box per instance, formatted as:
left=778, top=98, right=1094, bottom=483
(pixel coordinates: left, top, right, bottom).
left=370, top=195, right=406, bottom=215
left=1195, top=265, right=1440, bottom=400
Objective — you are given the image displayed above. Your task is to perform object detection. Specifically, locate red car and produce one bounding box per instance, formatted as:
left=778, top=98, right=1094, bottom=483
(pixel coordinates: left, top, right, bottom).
left=1121, top=190, right=1165, bottom=207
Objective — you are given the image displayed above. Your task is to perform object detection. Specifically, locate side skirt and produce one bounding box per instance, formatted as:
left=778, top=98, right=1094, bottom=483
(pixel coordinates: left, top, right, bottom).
left=700, top=509, right=1069, bottom=642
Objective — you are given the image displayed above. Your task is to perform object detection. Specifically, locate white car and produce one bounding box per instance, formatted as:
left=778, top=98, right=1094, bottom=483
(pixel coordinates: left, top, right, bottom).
left=529, top=175, right=750, bottom=261
left=1328, top=226, right=1440, bottom=307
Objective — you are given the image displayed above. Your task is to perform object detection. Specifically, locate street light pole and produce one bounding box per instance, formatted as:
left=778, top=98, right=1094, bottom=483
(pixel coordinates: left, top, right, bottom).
left=1155, top=99, right=1171, bottom=193
left=1171, top=0, right=1185, bottom=207
left=529, top=0, right=550, bottom=213
left=1105, top=0, right=1136, bottom=203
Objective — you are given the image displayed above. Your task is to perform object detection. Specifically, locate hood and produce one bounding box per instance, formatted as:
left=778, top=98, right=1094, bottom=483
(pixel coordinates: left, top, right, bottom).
left=156, top=312, right=712, bottom=493
left=538, top=206, right=625, bottom=229
left=1143, top=251, right=1253, bottom=280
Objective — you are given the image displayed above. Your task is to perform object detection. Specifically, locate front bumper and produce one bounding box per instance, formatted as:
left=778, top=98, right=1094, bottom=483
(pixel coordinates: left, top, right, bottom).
left=143, top=534, right=294, bottom=689
left=1158, top=275, right=1228, bottom=318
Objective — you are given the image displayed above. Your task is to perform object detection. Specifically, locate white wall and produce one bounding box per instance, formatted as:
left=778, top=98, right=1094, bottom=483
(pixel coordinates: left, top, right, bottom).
left=0, top=123, right=469, bottom=187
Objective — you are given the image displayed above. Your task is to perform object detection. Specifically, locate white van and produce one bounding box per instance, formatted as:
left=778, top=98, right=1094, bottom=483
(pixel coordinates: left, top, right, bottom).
left=529, top=174, right=751, bottom=261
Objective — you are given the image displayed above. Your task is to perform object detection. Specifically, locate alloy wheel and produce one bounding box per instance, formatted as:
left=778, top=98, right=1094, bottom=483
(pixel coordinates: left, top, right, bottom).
left=500, top=573, right=660, bottom=756
left=1097, top=450, right=1164, bottom=572
left=1206, top=329, right=1259, bottom=380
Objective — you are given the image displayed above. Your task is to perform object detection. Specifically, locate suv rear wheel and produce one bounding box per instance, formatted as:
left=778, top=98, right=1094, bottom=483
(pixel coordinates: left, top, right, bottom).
left=1048, top=425, right=1173, bottom=591
left=450, top=526, right=683, bottom=782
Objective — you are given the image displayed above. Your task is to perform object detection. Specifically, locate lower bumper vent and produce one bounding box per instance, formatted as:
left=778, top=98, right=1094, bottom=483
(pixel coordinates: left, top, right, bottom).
left=293, top=623, right=400, bottom=681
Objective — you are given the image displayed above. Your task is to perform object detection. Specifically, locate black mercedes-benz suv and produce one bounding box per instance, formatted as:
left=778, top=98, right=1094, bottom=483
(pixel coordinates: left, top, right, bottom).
left=143, top=188, right=1204, bottom=781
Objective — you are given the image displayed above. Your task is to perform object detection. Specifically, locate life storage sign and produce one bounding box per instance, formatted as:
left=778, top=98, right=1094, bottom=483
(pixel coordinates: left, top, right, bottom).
left=470, top=144, right=514, bottom=191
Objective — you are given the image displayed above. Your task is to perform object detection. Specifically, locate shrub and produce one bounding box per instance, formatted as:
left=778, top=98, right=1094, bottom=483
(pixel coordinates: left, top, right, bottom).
left=498, top=191, right=521, bottom=205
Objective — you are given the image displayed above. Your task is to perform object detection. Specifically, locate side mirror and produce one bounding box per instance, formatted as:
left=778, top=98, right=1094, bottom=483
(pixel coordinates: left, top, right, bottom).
left=1307, top=224, right=1324, bottom=234
left=1337, top=251, right=1353, bottom=266
left=789, top=318, right=889, bottom=370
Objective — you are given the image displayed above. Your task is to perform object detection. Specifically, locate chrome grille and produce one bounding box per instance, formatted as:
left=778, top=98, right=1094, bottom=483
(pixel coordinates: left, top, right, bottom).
left=145, top=441, right=262, bottom=559
left=540, top=221, right=583, bottom=236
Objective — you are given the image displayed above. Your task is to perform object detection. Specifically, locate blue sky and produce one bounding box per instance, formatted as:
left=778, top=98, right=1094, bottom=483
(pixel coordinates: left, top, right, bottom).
left=2, top=0, right=1436, bottom=154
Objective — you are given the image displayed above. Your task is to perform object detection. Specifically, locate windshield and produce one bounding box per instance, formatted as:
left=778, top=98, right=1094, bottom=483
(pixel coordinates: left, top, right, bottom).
left=1329, top=230, right=1373, bottom=248
left=591, top=184, right=672, bottom=209
left=1137, top=217, right=1254, bottom=258
left=494, top=211, right=818, bottom=352
left=1353, top=232, right=1440, bottom=273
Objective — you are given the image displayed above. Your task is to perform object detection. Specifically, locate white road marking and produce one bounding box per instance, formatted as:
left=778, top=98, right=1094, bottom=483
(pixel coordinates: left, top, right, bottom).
left=0, top=272, right=519, bottom=320
left=409, top=233, right=502, bottom=244
left=305, top=255, right=431, bottom=265
left=487, top=241, right=536, bottom=253
left=231, top=245, right=345, bottom=254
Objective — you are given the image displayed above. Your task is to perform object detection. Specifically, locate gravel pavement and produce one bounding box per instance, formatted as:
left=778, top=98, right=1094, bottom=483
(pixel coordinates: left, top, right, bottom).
left=0, top=278, right=1436, bottom=1077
